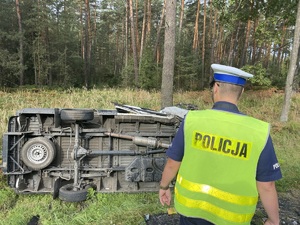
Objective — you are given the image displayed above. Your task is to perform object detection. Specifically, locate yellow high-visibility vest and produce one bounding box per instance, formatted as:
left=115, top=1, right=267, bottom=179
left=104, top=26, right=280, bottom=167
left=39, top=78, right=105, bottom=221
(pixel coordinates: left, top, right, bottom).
left=175, top=109, right=270, bottom=225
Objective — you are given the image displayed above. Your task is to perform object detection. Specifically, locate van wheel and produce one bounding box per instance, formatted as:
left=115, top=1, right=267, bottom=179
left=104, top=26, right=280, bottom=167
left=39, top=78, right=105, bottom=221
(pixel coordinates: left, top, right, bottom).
left=53, top=178, right=61, bottom=199
left=60, top=109, right=94, bottom=122
left=21, top=137, right=56, bottom=171
left=59, top=184, right=89, bottom=202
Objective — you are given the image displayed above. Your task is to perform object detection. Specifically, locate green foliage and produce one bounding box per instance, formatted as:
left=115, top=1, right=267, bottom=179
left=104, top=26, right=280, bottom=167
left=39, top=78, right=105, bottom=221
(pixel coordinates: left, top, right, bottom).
left=0, top=0, right=299, bottom=90
left=272, top=121, right=300, bottom=191
left=139, top=48, right=162, bottom=90
left=0, top=49, right=20, bottom=86
left=121, top=58, right=135, bottom=87
left=268, top=63, right=288, bottom=89
left=0, top=191, right=165, bottom=225
left=0, top=188, right=17, bottom=211
left=175, top=54, right=200, bottom=91
left=265, top=0, right=298, bottom=26
left=255, top=17, right=281, bottom=45
left=86, top=187, right=97, bottom=200
left=242, top=64, right=272, bottom=87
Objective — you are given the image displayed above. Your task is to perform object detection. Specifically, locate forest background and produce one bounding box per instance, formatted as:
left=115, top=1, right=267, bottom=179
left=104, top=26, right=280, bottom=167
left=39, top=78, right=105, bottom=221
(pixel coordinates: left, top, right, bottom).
left=1, top=0, right=299, bottom=91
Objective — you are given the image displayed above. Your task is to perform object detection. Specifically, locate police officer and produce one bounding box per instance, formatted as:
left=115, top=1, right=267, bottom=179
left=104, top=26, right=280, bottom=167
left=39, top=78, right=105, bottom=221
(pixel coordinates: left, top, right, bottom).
left=159, top=64, right=282, bottom=225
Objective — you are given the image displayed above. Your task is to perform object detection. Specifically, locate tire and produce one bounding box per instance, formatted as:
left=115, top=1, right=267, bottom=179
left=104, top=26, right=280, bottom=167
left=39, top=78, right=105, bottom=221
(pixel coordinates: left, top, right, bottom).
left=60, top=109, right=94, bottom=122
left=59, top=184, right=89, bottom=202
left=21, top=137, right=56, bottom=171
left=53, top=178, right=61, bottom=199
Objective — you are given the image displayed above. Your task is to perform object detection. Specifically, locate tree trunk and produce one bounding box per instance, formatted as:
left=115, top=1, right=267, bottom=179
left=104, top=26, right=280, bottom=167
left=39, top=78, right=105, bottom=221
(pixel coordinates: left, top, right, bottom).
left=252, top=18, right=258, bottom=64
left=125, top=1, right=128, bottom=68
left=228, top=21, right=240, bottom=66
left=257, top=43, right=262, bottom=62
left=45, top=25, right=51, bottom=86
left=193, top=0, right=200, bottom=51
left=210, top=7, right=218, bottom=64
left=124, top=1, right=129, bottom=85
left=228, top=33, right=235, bottom=65
left=278, top=22, right=287, bottom=68
left=129, top=0, right=139, bottom=86
left=178, top=0, right=184, bottom=42
left=16, top=0, right=24, bottom=86
left=280, top=0, right=300, bottom=122
left=265, top=43, right=271, bottom=68
left=146, top=0, right=151, bottom=39
left=216, top=25, right=223, bottom=63
left=201, top=0, right=206, bottom=88
left=139, top=0, right=147, bottom=71
left=153, top=0, right=166, bottom=62
left=161, top=0, right=176, bottom=108
left=84, top=0, right=91, bottom=89
left=240, top=19, right=252, bottom=67
left=35, top=0, right=41, bottom=86
left=135, top=0, right=140, bottom=55
left=79, top=1, right=84, bottom=61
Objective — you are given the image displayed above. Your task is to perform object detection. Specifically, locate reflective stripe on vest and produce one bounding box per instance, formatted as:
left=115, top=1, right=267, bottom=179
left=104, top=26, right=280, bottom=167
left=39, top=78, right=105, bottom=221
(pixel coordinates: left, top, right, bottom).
left=176, top=174, right=258, bottom=206
left=175, top=187, right=254, bottom=223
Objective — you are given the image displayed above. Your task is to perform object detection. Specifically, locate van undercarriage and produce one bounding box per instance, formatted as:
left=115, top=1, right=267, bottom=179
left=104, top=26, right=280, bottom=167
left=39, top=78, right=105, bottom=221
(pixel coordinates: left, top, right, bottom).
left=2, top=104, right=186, bottom=202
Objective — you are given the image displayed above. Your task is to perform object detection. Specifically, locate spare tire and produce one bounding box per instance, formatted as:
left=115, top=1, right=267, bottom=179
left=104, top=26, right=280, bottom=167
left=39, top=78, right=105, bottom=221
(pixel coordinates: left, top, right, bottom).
left=21, top=137, right=56, bottom=171
left=60, top=109, right=94, bottom=122
left=59, top=184, right=89, bottom=202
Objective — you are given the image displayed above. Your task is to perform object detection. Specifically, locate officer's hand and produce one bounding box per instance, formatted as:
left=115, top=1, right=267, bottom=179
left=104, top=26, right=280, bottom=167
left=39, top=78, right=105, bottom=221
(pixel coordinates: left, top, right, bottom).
left=159, top=188, right=171, bottom=206
left=264, top=218, right=280, bottom=225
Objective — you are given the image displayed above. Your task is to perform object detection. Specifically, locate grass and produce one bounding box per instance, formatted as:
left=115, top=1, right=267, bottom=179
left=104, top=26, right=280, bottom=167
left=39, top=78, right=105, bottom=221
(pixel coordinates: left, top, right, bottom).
left=0, top=190, right=164, bottom=225
left=0, top=87, right=299, bottom=224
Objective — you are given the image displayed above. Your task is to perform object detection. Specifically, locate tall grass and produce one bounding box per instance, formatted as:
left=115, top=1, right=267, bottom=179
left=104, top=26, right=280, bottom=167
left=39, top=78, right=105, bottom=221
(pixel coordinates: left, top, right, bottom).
left=0, top=87, right=299, bottom=224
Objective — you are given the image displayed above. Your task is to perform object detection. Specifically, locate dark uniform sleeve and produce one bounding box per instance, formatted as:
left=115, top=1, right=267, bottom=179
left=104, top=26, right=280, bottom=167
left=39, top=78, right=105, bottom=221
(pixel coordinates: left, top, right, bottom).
left=256, top=135, right=282, bottom=182
left=166, top=119, right=185, bottom=162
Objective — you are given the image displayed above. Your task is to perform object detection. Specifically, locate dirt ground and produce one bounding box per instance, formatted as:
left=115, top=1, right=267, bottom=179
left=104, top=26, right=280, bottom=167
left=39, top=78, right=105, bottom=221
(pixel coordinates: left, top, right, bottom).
left=146, top=189, right=300, bottom=225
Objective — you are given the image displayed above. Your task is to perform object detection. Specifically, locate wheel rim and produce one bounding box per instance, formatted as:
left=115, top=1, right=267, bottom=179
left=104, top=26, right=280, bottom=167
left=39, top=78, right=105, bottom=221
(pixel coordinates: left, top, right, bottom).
left=27, top=144, right=48, bottom=164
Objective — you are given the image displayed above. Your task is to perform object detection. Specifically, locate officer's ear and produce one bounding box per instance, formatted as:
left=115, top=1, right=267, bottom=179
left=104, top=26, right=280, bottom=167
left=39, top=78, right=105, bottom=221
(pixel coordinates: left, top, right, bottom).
left=213, top=82, right=220, bottom=91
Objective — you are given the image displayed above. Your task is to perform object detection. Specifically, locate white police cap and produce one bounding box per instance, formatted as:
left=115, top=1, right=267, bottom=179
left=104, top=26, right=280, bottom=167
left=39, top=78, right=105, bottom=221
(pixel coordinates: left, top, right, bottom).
left=211, top=64, right=253, bottom=86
